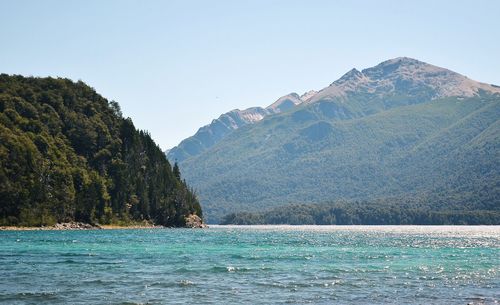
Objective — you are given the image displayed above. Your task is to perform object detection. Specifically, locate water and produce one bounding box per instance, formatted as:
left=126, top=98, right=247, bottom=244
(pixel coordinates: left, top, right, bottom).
left=1, top=226, right=499, bottom=305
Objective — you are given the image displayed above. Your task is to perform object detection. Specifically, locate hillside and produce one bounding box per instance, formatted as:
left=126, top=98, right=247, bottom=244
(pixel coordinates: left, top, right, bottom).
left=174, top=58, right=500, bottom=223
left=0, top=74, right=202, bottom=227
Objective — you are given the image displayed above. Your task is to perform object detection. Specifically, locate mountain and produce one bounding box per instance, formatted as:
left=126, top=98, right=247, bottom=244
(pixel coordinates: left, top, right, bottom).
left=173, top=57, right=500, bottom=223
left=0, top=74, right=202, bottom=227
left=167, top=107, right=268, bottom=163
left=166, top=92, right=310, bottom=163
left=307, top=57, right=498, bottom=105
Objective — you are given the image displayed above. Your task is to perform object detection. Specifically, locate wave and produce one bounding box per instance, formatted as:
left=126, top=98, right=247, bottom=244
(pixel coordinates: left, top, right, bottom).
left=0, top=291, right=59, bottom=302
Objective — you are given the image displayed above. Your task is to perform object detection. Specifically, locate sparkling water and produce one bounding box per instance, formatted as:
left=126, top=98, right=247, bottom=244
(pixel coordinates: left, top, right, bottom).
left=1, top=226, right=499, bottom=304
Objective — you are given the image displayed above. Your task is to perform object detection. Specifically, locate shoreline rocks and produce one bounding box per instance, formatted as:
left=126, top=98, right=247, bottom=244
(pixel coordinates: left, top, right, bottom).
left=185, top=214, right=208, bottom=228
left=50, top=222, right=102, bottom=230
left=0, top=222, right=102, bottom=230
left=1, top=218, right=209, bottom=230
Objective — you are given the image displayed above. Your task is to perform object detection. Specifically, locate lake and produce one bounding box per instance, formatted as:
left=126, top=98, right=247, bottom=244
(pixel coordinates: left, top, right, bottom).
left=1, top=225, right=499, bottom=304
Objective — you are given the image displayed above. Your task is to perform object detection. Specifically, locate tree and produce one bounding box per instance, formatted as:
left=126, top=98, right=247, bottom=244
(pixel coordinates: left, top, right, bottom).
left=173, top=162, right=181, bottom=180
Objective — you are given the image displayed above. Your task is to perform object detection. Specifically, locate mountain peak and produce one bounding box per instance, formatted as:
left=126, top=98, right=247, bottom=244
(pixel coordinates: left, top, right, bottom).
left=362, top=57, right=439, bottom=79
left=266, top=92, right=303, bottom=114
left=300, top=90, right=318, bottom=102
left=308, top=57, right=500, bottom=104
left=377, top=56, right=424, bottom=66
left=168, top=57, right=500, bottom=165
left=334, top=68, right=364, bottom=85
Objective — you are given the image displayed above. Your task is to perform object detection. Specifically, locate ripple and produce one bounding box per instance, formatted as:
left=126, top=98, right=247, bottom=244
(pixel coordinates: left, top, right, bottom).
left=0, top=291, right=59, bottom=302
left=1, top=226, right=498, bottom=305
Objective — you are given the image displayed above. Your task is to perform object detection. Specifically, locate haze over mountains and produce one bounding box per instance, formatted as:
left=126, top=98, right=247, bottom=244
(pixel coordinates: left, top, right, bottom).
left=168, top=57, right=500, bottom=223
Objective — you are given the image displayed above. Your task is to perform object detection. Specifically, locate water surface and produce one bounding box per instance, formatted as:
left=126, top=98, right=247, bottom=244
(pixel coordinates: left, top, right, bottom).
left=1, top=225, right=499, bottom=304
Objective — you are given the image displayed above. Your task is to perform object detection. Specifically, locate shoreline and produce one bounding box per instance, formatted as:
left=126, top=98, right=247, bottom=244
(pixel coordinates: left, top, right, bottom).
left=0, top=225, right=164, bottom=231
left=1, top=215, right=207, bottom=230
left=3, top=224, right=497, bottom=231
left=0, top=221, right=164, bottom=231
left=0, top=218, right=208, bottom=230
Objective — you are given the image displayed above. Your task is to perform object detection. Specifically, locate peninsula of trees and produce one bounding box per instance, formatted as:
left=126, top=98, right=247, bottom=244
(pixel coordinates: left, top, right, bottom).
left=0, top=74, right=202, bottom=227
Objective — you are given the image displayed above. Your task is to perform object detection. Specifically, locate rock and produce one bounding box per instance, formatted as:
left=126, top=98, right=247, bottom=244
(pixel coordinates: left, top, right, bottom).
left=184, top=214, right=208, bottom=228
left=50, top=222, right=101, bottom=230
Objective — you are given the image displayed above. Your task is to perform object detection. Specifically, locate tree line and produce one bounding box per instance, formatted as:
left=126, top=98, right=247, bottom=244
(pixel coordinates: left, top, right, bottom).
left=220, top=197, right=500, bottom=225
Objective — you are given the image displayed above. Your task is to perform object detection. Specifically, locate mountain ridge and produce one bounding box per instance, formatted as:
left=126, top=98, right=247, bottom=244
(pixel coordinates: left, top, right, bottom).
left=167, top=91, right=312, bottom=162
left=308, top=57, right=500, bottom=104
left=171, top=57, right=500, bottom=223
left=168, top=57, right=500, bottom=163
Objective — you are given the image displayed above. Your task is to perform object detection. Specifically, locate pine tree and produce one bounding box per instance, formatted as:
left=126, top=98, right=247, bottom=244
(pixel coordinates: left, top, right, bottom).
left=173, top=162, right=181, bottom=180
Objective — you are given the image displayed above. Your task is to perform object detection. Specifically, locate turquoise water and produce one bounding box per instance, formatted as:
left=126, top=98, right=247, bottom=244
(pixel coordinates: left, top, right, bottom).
left=1, top=226, right=499, bottom=305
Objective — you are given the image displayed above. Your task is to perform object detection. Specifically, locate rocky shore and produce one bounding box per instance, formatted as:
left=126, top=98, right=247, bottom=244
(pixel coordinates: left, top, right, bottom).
left=51, top=222, right=102, bottom=230
left=1, top=218, right=208, bottom=230
left=0, top=222, right=102, bottom=231
left=185, top=214, right=208, bottom=228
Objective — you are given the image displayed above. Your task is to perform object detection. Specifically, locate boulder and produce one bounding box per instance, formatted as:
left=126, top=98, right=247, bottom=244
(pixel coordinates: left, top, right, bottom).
left=184, top=214, right=208, bottom=228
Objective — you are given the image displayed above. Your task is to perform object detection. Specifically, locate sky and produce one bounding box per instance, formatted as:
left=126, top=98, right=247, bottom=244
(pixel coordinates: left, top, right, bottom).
left=1, top=0, right=499, bottom=150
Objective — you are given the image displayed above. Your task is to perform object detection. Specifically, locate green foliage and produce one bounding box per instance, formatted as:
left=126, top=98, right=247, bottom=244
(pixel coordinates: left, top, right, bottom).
left=0, top=74, right=202, bottom=227
left=173, top=162, right=181, bottom=180
left=220, top=196, right=500, bottom=225
left=180, top=93, right=500, bottom=223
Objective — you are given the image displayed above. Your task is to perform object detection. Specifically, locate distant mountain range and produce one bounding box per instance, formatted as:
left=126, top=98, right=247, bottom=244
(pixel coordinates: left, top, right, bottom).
left=167, top=91, right=316, bottom=162
left=167, top=57, right=500, bottom=223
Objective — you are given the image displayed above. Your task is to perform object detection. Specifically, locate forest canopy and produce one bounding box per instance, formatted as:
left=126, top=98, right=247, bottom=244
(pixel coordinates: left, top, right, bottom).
left=0, top=74, right=202, bottom=227
left=220, top=197, right=500, bottom=225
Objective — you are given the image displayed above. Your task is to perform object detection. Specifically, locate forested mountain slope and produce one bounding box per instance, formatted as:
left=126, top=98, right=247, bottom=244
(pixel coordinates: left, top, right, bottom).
left=176, top=58, right=500, bottom=223
left=0, top=74, right=202, bottom=226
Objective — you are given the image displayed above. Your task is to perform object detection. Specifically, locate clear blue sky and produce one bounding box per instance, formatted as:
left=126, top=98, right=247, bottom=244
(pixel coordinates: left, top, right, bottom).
left=1, top=0, right=499, bottom=149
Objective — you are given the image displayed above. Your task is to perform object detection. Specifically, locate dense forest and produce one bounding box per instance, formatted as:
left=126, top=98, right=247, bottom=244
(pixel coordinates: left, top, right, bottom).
left=0, top=74, right=202, bottom=227
left=220, top=195, right=500, bottom=225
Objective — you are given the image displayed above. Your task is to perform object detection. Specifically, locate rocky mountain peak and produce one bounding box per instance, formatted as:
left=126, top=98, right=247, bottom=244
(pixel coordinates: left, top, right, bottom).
left=362, top=57, right=448, bottom=79
left=334, top=68, right=364, bottom=84
left=266, top=92, right=303, bottom=114
left=300, top=90, right=318, bottom=102
left=307, top=57, right=500, bottom=104
left=168, top=57, right=500, bottom=166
